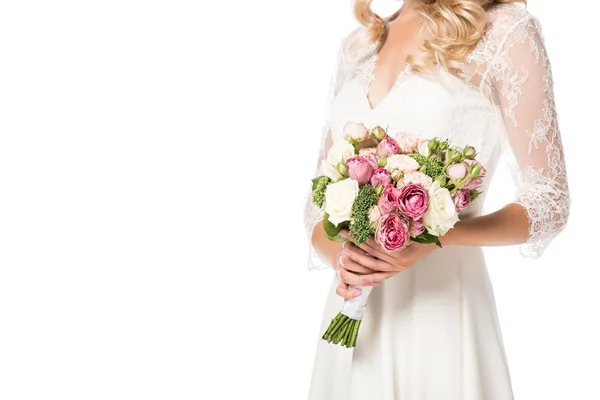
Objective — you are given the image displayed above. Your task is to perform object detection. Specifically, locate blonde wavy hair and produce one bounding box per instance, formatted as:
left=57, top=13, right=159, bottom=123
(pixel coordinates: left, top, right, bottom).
left=354, top=0, right=526, bottom=73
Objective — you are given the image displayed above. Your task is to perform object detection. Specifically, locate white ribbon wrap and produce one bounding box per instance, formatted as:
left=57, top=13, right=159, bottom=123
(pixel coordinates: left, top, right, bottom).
left=340, top=285, right=374, bottom=320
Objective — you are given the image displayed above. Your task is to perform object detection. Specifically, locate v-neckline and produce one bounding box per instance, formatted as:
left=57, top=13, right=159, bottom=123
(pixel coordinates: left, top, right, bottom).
left=363, top=8, right=414, bottom=112
left=364, top=54, right=412, bottom=112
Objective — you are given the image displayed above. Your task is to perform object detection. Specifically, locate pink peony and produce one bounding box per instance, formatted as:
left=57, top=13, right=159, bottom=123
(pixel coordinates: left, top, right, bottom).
left=409, top=217, right=425, bottom=237
left=398, top=183, right=429, bottom=218
left=397, top=171, right=433, bottom=190
left=344, top=121, right=370, bottom=142
left=370, top=167, right=392, bottom=188
left=392, top=132, right=420, bottom=154
left=454, top=189, right=470, bottom=211
left=359, top=148, right=379, bottom=170
left=378, top=184, right=401, bottom=214
left=375, top=213, right=410, bottom=251
left=368, top=205, right=382, bottom=229
left=377, top=135, right=400, bottom=158
left=346, top=156, right=374, bottom=184
left=463, top=177, right=483, bottom=190
left=447, top=162, right=468, bottom=180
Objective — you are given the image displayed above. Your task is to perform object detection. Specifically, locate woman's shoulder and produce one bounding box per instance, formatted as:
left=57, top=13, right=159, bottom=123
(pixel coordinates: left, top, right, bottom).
left=484, top=3, right=538, bottom=40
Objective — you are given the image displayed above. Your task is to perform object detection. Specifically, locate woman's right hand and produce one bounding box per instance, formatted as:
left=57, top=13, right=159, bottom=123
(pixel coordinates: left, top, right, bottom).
left=334, top=241, right=380, bottom=300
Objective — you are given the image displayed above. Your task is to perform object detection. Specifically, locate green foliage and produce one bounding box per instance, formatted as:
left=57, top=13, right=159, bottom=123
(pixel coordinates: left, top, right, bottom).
left=426, top=156, right=444, bottom=178
left=412, top=231, right=442, bottom=247
left=469, top=190, right=482, bottom=202
left=311, top=176, right=331, bottom=208
left=323, top=213, right=347, bottom=242
left=409, top=153, right=427, bottom=165
left=349, top=185, right=378, bottom=246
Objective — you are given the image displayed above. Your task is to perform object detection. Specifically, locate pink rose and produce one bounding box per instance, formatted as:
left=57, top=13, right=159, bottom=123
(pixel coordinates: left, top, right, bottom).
left=454, top=189, right=470, bottom=211
left=344, top=121, right=370, bottom=142
left=447, top=162, right=468, bottom=180
left=392, top=132, right=419, bottom=154
left=398, top=183, right=429, bottom=218
left=368, top=205, right=382, bottom=228
left=462, top=177, right=483, bottom=191
left=346, top=156, right=374, bottom=184
left=377, top=135, right=400, bottom=158
left=359, top=148, right=379, bottom=170
left=370, top=167, right=392, bottom=188
left=397, top=171, right=433, bottom=190
left=375, top=213, right=410, bottom=251
left=409, top=218, right=425, bottom=237
left=378, top=184, right=401, bottom=214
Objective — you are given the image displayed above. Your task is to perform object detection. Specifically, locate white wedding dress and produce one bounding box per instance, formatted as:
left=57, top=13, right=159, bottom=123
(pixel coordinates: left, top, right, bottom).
left=303, top=4, right=570, bottom=400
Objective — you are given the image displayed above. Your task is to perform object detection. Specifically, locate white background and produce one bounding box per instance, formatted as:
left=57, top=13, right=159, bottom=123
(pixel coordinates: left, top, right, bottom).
left=0, top=1, right=598, bottom=399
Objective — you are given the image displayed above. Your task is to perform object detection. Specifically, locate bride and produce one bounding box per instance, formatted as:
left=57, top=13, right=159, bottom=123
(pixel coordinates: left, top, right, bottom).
left=303, top=0, right=571, bottom=399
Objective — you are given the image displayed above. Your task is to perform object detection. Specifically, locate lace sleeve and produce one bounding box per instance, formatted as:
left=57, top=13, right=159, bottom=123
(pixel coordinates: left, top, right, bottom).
left=488, top=14, right=571, bottom=258
left=303, top=32, right=355, bottom=271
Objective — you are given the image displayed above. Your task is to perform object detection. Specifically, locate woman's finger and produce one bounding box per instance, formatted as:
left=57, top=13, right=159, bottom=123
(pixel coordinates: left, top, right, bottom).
left=335, top=280, right=361, bottom=300
left=340, top=253, right=376, bottom=274
left=358, top=271, right=397, bottom=285
left=339, top=261, right=381, bottom=287
left=342, top=244, right=392, bottom=271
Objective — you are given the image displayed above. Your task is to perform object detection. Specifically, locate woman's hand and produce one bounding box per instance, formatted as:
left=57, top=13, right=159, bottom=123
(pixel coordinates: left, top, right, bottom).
left=336, top=229, right=439, bottom=290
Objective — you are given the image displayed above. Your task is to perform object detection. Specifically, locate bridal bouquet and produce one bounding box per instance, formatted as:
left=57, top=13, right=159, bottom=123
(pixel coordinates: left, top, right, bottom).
left=311, top=122, right=486, bottom=348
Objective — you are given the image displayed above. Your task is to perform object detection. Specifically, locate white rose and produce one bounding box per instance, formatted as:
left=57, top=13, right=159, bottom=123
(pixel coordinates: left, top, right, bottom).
left=320, top=160, right=342, bottom=181
left=417, top=139, right=430, bottom=157
left=327, top=141, right=355, bottom=166
left=325, top=178, right=359, bottom=226
left=422, top=181, right=459, bottom=236
left=384, top=154, right=419, bottom=172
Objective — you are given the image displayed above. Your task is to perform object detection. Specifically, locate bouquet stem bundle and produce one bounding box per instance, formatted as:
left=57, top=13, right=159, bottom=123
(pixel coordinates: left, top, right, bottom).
left=322, top=313, right=361, bottom=348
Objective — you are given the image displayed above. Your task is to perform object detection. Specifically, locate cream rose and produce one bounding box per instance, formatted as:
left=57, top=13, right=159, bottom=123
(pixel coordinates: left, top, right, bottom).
left=384, top=154, right=419, bottom=173
left=325, top=178, right=359, bottom=226
left=327, top=141, right=355, bottom=166
left=320, top=160, right=342, bottom=181
left=422, top=181, right=459, bottom=236
left=398, top=171, right=433, bottom=190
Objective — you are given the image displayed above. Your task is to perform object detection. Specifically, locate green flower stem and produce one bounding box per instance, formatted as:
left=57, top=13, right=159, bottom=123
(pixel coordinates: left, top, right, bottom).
left=333, top=322, right=349, bottom=344
left=351, top=320, right=362, bottom=348
left=344, top=320, right=355, bottom=347
left=450, top=176, right=470, bottom=194
left=323, top=313, right=343, bottom=339
left=324, top=313, right=347, bottom=342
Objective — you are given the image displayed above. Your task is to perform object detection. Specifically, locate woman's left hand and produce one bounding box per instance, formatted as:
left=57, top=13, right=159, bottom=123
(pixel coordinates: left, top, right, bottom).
left=339, top=229, right=439, bottom=284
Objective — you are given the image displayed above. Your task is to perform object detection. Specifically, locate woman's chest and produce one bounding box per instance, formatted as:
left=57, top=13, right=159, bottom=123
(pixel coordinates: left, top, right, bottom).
left=329, top=74, right=504, bottom=158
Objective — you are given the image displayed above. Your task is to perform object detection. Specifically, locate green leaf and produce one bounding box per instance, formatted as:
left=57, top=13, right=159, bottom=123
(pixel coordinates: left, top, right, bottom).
left=412, top=231, right=443, bottom=248
left=323, top=212, right=343, bottom=238
left=469, top=190, right=482, bottom=202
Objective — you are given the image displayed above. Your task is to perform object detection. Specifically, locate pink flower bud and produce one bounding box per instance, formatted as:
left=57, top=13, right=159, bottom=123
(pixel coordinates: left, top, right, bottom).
left=447, top=162, right=468, bottom=180
left=377, top=135, right=400, bottom=158
left=453, top=189, right=470, bottom=211
left=378, top=184, right=401, bottom=214
left=346, top=156, right=374, bottom=184
left=370, top=168, right=392, bottom=188
left=344, top=121, right=370, bottom=142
